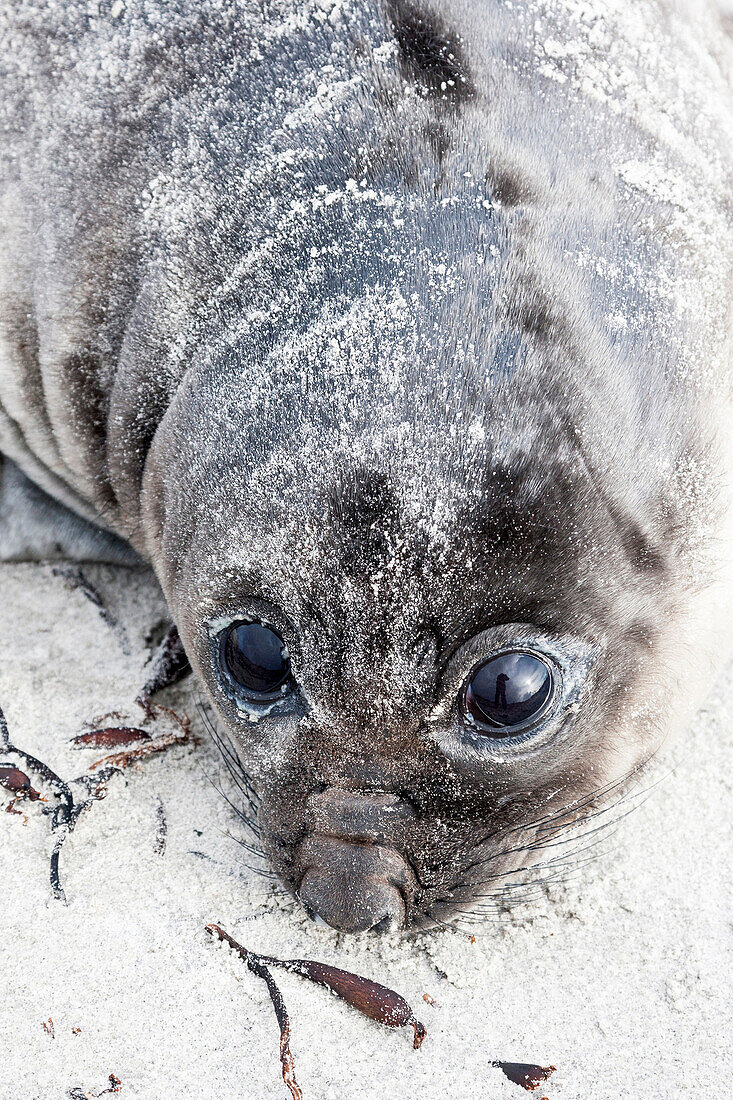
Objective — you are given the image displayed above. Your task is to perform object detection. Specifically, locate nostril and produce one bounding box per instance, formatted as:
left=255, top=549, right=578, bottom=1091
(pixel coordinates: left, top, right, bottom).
left=296, top=835, right=416, bottom=933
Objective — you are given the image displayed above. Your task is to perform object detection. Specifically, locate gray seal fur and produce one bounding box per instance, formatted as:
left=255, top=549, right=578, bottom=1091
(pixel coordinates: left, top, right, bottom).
left=1, top=0, right=732, bottom=931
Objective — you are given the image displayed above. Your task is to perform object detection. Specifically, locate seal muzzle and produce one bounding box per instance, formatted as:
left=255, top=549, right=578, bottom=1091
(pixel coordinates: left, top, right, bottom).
left=297, top=788, right=418, bottom=932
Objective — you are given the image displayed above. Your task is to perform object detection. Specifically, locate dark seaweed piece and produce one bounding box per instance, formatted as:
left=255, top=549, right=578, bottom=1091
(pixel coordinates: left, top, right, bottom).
left=205, top=925, right=302, bottom=1099
left=86, top=717, right=189, bottom=771
left=68, top=1073, right=122, bottom=1098
left=0, top=698, right=190, bottom=903
left=492, top=1061, right=557, bottom=1091
left=1, top=760, right=46, bottom=819
left=261, top=955, right=427, bottom=1049
left=1, top=762, right=45, bottom=818
left=0, top=763, right=42, bottom=799
left=137, top=623, right=191, bottom=714
left=2, top=705, right=79, bottom=901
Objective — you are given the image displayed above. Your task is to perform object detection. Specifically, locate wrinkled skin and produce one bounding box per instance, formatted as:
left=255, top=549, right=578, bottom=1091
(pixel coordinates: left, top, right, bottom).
left=1, top=0, right=732, bottom=931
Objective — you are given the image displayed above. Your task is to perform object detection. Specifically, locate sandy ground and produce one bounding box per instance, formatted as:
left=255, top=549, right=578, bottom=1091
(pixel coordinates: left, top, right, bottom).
left=0, top=561, right=731, bottom=1100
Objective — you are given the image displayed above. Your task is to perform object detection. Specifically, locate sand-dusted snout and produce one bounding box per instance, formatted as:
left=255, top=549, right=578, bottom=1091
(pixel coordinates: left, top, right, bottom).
left=297, top=788, right=417, bottom=933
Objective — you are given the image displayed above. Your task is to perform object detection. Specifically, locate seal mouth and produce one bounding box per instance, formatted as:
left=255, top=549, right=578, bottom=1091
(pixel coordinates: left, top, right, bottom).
left=293, top=786, right=419, bottom=933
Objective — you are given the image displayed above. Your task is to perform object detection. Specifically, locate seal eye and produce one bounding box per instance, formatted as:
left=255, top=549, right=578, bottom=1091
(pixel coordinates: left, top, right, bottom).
left=463, top=651, right=553, bottom=735
left=219, top=621, right=291, bottom=697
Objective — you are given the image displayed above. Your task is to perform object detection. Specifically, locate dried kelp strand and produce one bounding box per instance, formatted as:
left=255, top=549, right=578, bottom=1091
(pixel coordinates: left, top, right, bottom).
left=87, top=725, right=189, bottom=771
left=205, top=925, right=302, bottom=1099
left=205, top=924, right=427, bottom=1049
left=1, top=698, right=190, bottom=903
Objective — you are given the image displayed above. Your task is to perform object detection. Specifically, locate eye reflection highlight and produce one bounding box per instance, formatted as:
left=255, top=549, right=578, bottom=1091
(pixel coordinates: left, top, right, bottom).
left=464, top=651, right=553, bottom=734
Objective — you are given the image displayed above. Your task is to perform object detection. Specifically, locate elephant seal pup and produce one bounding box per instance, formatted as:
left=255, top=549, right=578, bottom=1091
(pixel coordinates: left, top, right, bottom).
left=0, top=0, right=731, bottom=932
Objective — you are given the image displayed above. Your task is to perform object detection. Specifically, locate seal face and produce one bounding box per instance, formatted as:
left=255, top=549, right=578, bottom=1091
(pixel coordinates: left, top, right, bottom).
left=1, top=0, right=732, bottom=931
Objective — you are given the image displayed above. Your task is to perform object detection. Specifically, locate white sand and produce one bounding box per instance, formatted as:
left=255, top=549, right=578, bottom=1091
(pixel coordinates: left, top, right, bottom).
left=0, top=561, right=731, bottom=1100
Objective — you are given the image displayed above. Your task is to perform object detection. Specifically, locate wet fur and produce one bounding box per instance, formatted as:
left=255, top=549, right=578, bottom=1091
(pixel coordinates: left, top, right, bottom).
left=0, top=0, right=731, bottom=925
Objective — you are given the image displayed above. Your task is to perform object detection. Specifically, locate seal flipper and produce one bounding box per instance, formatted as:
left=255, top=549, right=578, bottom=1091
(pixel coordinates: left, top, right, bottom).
left=0, top=455, right=141, bottom=565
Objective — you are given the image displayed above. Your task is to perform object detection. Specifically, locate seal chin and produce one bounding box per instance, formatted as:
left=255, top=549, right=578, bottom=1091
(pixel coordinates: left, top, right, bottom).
left=297, top=834, right=416, bottom=934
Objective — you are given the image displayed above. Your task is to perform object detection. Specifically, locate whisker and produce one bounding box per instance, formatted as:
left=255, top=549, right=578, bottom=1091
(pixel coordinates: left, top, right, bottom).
left=200, top=761, right=258, bottom=827
left=195, top=698, right=262, bottom=826
left=465, top=767, right=641, bottom=858
left=452, top=790, right=650, bottom=906
left=221, top=828, right=272, bottom=863
left=205, top=752, right=259, bottom=822
left=211, top=824, right=280, bottom=882
left=190, top=695, right=287, bottom=886
left=460, top=752, right=673, bottom=887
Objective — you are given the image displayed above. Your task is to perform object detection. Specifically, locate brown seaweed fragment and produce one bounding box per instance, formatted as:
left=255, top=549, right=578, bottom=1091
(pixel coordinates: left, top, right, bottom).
left=1, top=762, right=46, bottom=819
left=2, top=616, right=193, bottom=902
left=68, top=1073, right=122, bottom=1098
left=492, top=1060, right=557, bottom=1091
left=86, top=714, right=190, bottom=771
left=2, top=706, right=79, bottom=901
left=71, top=728, right=151, bottom=749
left=0, top=699, right=190, bottom=903
left=266, top=955, right=426, bottom=1048
left=205, top=925, right=302, bottom=1099
left=0, top=763, right=42, bottom=798
left=206, top=923, right=426, bottom=1048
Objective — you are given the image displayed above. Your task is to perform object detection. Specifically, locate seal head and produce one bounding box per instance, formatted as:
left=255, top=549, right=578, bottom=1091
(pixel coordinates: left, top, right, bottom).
left=1, top=0, right=731, bottom=931
left=134, top=0, right=731, bottom=932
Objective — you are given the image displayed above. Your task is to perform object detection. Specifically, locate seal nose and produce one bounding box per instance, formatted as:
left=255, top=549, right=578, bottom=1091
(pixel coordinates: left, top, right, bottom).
left=297, top=835, right=416, bottom=934
left=307, top=787, right=416, bottom=845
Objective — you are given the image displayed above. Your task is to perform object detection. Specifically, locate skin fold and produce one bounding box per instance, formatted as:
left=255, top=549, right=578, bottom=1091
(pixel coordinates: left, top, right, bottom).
left=0, top=0, right=731, bottom=931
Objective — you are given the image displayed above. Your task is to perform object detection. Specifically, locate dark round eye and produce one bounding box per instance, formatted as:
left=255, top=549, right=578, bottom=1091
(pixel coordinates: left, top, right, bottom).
left=219, top=621, right=291, bottom=697
left=463, top=651, right=553, bottom=735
